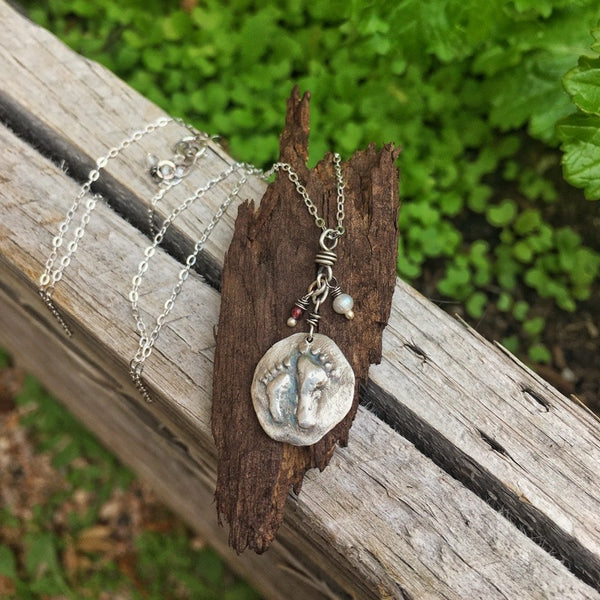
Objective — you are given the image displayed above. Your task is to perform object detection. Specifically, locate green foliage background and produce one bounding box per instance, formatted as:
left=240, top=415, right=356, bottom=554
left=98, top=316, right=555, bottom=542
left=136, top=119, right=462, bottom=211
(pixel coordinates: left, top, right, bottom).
left=22, top=0, right=600, bottom=363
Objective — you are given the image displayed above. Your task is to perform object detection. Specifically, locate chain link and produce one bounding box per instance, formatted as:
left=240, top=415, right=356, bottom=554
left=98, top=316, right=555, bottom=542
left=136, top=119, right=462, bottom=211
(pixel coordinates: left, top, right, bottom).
left=264, top=153, right=346, bottom=238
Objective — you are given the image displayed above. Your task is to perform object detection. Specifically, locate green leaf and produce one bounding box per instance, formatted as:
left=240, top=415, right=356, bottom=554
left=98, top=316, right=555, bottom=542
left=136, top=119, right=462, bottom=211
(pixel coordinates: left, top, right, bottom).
left=497, top=292, right=513, bottom=312
left=114, top=45, right=139, bottom=71
left=523, top=316, right=546, bottom=336
left=121, top=29, right=146, bottom=49
left=71, top=0, right=100, bottom=18
left=495, top=246, right=522, bottom=290
left=397, top=257, right=421, bottom=280
left=528, top=343, right=552, bottom=363
left=513, top=240, right=534, bottom=263
left=560, top=110, right=600, bottom=144
left=557, top=295, right=577, bottom=312
left=571, top=247, right=600, bottom=286
left=487, top=53, right=575, bottom=142
left=563, top=56, right=600, bottom=115
left=469, top=239, right=490, bottom=266
left=555, top=227, right=581, bottom=251
left=0, top=544, right=17, bottom=579
left=308, top=0, right=349, bottom=21
left=472, top=265, right=491, bottom=287
left=518, top=168, right=558, bottom=202
left=420, top=225, right=446, bottom=257
left=514, top=209, right=541, bottom=235
left=142, top=48, right=166, bottom=72
left=496, top=135, right=521, bottom=158
left=338, top=121, right=363, bottom=153
left=408, top=202, right=439, bottom=226
left=513, top=300, right=530, bottom=321
left=511, top=0, right=553, bottom=18
left=466, top=291, right=487, bottom=318
left=486, top=199, right=517, bottom=227
left=501, top=335, right=520, bottom=354
left=527, top=224, right=554, bottom=252
left=238, top=10, right=278, bottom=66
left=503, top=160, right=519, bottom=181
left=524, top=267, right=549, bottom=293
left=558, top=112, right=600, bottom=199
left=437, top=261, right=472, bottom=300
left=439, top=192, right=463, bottom=215
left=162, top=11, right=193, bottom=41
left=500, top=229, right=514, bottom=244
left=467, top=185, right=492, bottom=213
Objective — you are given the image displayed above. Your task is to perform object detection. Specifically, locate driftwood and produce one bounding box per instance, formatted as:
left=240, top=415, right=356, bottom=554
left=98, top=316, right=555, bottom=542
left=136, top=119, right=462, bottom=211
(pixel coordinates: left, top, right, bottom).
left=212, top=88, right=400, bottom=552
left=1, top=3, right=600, bottom=598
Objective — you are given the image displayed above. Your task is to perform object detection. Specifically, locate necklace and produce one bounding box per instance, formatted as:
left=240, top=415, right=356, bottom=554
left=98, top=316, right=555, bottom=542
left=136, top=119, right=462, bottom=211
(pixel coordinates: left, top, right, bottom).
left=250, top=156, right=356, bottom=446
left=39, top=116, right=352, bottom=420
left=39, top=117, right=261, bottom=401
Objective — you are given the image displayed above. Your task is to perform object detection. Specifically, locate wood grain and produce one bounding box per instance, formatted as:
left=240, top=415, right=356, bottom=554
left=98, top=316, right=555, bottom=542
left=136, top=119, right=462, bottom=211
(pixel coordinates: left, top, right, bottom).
left=1, top=1, right=600, bottom=595
left=366, top=286, right=600, bottom=585
left=212, top=88, right=400, bottom=553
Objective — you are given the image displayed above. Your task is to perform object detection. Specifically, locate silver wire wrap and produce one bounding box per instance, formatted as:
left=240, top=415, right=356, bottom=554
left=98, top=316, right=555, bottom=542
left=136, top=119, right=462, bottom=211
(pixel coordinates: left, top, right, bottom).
left=294, top=295, right=311, bottom=310
left=315, top=249, right=337, bottom=267
left=267, top=156, right=349, bottom=343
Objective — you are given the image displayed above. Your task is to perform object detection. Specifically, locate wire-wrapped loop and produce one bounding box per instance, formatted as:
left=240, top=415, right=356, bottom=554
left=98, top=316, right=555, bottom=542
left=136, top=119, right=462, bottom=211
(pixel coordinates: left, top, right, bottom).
left=315, top=249, right=337, bottom=267
left=306, top=312, right=321, bottom=329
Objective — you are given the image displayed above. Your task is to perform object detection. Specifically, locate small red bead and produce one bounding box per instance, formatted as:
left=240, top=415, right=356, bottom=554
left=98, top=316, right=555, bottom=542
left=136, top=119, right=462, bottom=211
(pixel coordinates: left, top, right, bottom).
left=291, top=306, right=303, bottom=319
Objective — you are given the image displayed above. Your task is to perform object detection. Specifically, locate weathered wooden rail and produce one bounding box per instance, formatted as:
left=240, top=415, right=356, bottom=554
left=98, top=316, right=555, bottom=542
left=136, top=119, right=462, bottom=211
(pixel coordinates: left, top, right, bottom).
left=1, top=3, right=599, bottom=598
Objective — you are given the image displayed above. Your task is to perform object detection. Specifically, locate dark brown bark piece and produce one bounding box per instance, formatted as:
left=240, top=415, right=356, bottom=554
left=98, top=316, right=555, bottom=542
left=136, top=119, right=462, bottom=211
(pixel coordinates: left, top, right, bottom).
left=212, top=87, right=400, bottom=553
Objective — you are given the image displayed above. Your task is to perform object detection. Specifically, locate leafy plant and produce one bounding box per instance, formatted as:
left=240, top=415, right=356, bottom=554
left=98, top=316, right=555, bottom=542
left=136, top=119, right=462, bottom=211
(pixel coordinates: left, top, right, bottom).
left=19, top=0, right=600, bottom=367
left=558, top=24, right=600, bottom=199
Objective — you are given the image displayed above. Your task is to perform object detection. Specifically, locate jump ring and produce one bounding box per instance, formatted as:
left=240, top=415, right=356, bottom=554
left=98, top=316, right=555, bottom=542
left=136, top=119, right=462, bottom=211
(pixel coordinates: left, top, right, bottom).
left=319, top=228, right=339, bottom=251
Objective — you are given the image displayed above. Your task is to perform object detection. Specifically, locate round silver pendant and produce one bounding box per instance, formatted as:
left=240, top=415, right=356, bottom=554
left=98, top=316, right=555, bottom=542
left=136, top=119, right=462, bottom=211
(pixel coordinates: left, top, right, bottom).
left=251, top=333, right=355, bottom=446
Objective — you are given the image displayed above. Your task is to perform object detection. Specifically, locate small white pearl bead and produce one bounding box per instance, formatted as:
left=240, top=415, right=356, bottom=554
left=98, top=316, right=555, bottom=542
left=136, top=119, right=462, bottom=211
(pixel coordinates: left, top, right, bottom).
left=345, top=309, right=354, bottom=320
left=333, top=293, right=354, bottom=315
left=287, top=317, right=297, bottom=327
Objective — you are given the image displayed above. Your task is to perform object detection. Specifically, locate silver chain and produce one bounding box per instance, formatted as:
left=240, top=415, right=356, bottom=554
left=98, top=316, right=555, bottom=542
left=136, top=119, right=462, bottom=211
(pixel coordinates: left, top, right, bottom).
left=265, top=153, right=345, bottom=238
left=39, top=117, right=261, bottom=401
left=264, top=154, right=350, bottom=343
left=39, top=117, right=346, bottom=401
left=38, top=116, right=204, bottom=335
left=129, top=162, right=261, bottom=401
